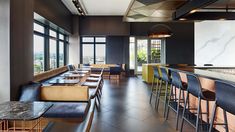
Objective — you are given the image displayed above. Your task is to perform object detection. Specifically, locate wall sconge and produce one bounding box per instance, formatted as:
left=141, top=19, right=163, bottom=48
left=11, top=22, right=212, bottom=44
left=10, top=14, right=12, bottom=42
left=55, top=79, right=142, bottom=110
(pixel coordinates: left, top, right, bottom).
left=148, top=24, right=173, bottom=38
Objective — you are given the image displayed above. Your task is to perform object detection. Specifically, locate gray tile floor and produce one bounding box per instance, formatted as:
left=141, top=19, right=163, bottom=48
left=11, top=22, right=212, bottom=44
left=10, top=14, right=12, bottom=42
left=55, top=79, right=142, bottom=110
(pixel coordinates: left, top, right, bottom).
left=91, top=77, right=194, bottom=132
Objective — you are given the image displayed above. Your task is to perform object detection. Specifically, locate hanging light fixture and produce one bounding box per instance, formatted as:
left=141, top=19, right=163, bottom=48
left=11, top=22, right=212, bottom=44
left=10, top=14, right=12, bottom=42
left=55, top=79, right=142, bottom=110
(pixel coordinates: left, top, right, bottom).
left=148, top=24, right=173, bottom=38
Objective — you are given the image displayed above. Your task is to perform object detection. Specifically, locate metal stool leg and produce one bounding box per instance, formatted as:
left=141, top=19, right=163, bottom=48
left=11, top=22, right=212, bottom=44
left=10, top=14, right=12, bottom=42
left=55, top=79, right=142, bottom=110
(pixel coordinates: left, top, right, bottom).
left=150, top=77, right=156, bottom=104
left=180, top=91, right=189, bottom=132
left=176, top=88, right=182, bottom=130
left=165, top=84, right=173, bottom=120
left=223, top=110, right=229, bottom=132
left=209, top=102, right=217, bottom=132
left=164, top=82, right=169, bottom=117
left=155, top=79, right=162, bottom=110
left=196, top=97, right=201, bottom=132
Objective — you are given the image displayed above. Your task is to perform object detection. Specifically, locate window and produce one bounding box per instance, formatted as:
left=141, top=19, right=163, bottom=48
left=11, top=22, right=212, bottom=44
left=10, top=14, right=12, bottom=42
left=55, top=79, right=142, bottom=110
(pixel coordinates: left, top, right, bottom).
left=81, top=36, right=106, bottom=64
left=33, top=21, right=69, bottom=75
left=59, top=42, right=64, bottom=67
left=129, top=37, right=135, bottom=69
left=95, top=44, right=106, bottom=64
left=151, top=39, right=161, bottom=63
left=49, top=39, right=57, bottom=69
left=33, top=35, right=44, bottom=74
left=83, top=44, right=94, bottom=64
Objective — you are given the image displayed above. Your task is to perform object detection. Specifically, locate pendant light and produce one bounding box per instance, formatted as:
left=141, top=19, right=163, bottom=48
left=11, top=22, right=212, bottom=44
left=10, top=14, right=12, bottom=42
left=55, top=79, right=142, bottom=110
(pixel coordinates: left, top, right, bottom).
left=148, top=24, right=173, bottom=38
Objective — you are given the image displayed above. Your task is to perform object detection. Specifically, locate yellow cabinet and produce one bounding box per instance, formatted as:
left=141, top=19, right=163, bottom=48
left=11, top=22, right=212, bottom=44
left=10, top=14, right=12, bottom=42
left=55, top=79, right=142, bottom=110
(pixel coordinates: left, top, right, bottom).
left=142, top=64, right=164, bottom=83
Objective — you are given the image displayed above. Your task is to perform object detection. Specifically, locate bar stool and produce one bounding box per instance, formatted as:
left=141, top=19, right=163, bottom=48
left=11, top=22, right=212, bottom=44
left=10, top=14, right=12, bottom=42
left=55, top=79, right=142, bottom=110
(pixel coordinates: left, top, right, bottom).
left=156, top=67, right=171, bottom=117
left=209, top=80, right=234, bottom=132
left=149, top=66, right=161, bottom=108
left=165, top=69, right=187, bottom=130
left=180, top=73, right=215, bottom=132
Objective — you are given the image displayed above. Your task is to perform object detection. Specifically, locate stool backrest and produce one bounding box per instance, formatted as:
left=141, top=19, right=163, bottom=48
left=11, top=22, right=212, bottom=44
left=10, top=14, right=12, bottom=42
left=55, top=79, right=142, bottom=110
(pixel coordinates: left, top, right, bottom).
left=215, top=80, right=235, bottom=114
left=170, top=69, right=183, bottom=89
left=186, top=73, right=202, bottom=97
left=153, top=66, right=160, bottom=78
left=160, top=67, right=170, bottom=82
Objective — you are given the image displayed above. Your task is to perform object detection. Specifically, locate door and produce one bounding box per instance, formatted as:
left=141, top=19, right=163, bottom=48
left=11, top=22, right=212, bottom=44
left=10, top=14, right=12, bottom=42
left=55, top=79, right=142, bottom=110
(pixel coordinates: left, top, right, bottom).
left=136, top=39, right=148, bottom=74
left=129, top=37, right=165, bottom=75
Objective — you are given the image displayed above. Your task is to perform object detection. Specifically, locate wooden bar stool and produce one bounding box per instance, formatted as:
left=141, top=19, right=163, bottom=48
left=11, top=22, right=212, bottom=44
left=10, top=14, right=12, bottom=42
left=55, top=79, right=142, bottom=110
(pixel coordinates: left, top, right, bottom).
left=209, top=80, right=234, bottom=132
left=180, top=73, right=215, bottom=132
left=165, top=69, right=187, bottom=130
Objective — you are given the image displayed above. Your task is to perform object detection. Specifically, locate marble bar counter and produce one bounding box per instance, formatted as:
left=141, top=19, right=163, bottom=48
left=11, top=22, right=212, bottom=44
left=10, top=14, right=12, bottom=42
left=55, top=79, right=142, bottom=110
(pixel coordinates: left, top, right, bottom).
left=0, top=101, right=52, bottom=120
left=165, top=66, right=235, bottom=132
left=168, top=66, right=235, bottom=83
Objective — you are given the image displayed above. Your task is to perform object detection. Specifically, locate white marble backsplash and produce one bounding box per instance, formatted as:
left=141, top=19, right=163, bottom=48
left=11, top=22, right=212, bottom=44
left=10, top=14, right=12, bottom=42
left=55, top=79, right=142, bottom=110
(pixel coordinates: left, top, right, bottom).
left=195, top=21, right=235, bottom=66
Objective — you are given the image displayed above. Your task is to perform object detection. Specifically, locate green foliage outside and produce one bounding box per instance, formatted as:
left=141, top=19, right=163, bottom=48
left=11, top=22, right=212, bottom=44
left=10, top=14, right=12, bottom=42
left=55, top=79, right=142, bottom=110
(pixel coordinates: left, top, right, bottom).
left=137, top=49, right=147, bottom=65
left=151, top=48, right=161, bottom=63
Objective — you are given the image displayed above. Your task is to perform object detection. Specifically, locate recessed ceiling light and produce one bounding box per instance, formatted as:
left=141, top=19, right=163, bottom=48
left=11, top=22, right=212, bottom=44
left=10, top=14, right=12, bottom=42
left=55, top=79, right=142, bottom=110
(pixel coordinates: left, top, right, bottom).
left=189, top=9, right=197, bottom=14
left=179, top=18, right=187, bottom=21
left=218, top=18, right=226, bottom=20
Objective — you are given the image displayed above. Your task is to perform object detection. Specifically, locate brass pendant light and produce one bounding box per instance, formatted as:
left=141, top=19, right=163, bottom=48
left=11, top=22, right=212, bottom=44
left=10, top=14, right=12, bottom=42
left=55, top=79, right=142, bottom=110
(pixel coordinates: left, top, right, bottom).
left=148, top=24, right=173, bottom=38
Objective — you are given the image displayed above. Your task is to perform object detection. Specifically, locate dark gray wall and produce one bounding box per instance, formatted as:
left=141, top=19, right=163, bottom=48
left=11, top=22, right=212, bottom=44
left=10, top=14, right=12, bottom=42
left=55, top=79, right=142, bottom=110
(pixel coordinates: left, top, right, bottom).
left=131, top=22, right=195, bottom=64
left=10, top=0, right=34, bottom=100
left=34, top=0, right=72, bottom=33
left=106, top=36, right=129, bottom=65
left=9, top=0, right=73, bottom=100
left=79, top=16, right=130, bottom=36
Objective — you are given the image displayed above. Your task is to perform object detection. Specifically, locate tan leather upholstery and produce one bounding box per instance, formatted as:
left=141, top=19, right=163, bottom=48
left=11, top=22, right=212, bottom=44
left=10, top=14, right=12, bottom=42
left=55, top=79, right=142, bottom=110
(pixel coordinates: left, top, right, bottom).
left=33, top=66, right=68, bottom=82
left=41, top=86, right=89, bottom=101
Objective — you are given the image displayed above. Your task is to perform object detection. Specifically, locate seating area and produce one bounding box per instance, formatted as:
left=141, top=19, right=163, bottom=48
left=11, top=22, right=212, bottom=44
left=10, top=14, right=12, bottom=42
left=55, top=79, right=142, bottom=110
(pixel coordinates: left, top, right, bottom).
left=2, top=0, right=235, bottom=132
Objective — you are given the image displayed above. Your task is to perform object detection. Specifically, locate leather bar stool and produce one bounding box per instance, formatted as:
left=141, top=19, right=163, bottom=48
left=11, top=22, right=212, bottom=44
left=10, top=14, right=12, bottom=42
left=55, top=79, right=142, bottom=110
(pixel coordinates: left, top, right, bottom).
left=209, top=80, right=234, bottom=132
left=165, top=69, right=187, bottom=130
left=149, top=66, right=161, bottom=108
left=156, top=67, right=171, bottom=117
left=180, top=73, right=215, bottom=132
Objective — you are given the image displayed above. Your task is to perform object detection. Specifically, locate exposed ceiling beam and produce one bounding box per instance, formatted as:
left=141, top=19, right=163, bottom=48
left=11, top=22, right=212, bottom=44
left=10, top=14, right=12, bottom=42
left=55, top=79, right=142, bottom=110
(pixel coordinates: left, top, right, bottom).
left=173, top=0, right=219, bottom=20
left=181, top=12, right=235, bottom=20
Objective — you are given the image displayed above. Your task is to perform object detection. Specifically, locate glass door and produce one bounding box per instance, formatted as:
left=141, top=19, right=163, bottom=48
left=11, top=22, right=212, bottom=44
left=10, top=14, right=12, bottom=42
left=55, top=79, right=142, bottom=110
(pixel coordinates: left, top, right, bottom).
left=136, top=39, right=148, bottom=74
left=129, top=37, right=165, bottom=75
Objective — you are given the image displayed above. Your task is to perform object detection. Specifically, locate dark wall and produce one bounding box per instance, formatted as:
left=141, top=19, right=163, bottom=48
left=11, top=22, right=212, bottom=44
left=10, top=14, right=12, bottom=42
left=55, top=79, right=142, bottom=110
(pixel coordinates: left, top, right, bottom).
left=9, top=0, right=73, bottom=100
left=130, top=22, right=195, bottom=64
left=79, top=16, right=130, bottom=36
left=106, top=36, right=129, bottom=65
left=10, top=0, right=34, bottom=100
left=34, top=0, right=72, bottom=33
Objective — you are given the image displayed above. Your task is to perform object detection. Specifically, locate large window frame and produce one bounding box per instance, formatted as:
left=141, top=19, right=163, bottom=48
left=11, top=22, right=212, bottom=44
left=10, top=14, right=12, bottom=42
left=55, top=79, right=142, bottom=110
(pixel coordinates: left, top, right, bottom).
left=80, top=36, right=106, bottom=64
left=33, top=20, right=69, bottom=74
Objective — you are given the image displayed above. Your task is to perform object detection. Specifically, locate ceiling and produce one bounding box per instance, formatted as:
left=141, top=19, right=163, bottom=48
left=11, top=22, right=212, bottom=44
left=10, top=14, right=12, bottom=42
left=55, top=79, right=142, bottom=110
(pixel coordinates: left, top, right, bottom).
left=62, top=0, right=235, bottom=21
left=61, top=0, right=132, bottom=16
left=124, top=0, right=188, bottom=22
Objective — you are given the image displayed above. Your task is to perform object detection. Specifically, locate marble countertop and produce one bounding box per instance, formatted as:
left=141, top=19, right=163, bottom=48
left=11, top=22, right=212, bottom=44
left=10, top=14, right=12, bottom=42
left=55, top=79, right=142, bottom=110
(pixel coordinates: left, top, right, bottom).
left=0, top=101, right=52, bottom=120
left=167, top=66, right=235, bottom=84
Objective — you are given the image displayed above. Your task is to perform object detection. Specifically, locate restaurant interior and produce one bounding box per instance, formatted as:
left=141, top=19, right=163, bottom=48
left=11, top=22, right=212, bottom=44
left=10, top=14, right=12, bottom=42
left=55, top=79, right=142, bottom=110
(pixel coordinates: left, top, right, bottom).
left=1, top=0, right=235, bottom=131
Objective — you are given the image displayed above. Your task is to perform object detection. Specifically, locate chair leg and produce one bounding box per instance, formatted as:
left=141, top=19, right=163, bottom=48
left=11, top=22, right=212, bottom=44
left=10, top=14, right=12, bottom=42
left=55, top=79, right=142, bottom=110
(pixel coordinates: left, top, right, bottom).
left=164, top=82, right=169, bottom=117
left=223, top=109, right=229, bottom=132
left=180, top=91, right=189, bottom=132
left=150, top=77, right=156, bottom=104
left=165, top=84, right=173, bottom=120
left=196, top=97, right=201, bottom=132
left=155, top=80, right=163, bottom=110
left=176, top=88, right=182, bottom=130
left=209, top=102, right=217, bottom=132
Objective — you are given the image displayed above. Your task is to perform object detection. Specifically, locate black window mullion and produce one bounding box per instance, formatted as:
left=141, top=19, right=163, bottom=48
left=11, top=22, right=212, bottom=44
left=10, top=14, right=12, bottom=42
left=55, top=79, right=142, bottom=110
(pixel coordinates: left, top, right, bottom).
left=44, top=26, right=50, bottom=71
left=94, top=37, right=96, bottom=64
left=56, top=32, right=59, bottom=68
